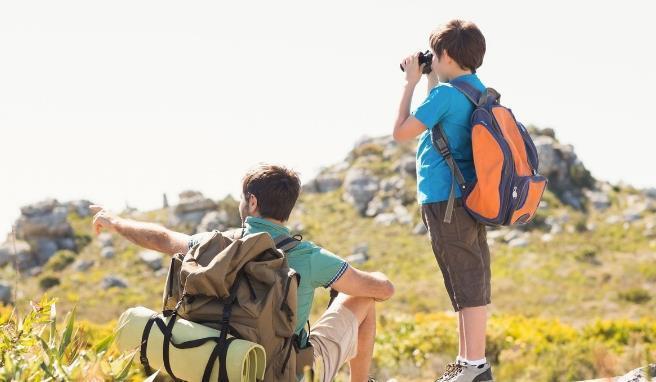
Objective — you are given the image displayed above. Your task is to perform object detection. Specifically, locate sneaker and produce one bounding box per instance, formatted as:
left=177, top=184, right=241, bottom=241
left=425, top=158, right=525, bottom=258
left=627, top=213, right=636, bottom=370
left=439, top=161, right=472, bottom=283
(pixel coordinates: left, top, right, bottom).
left=435, top=362, right=494, bottom=382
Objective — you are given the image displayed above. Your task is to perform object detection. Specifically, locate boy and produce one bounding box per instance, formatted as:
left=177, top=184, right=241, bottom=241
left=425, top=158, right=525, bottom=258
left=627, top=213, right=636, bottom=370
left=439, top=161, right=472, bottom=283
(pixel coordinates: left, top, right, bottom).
left=91, top=164, right=394, bottom=382
left=392, top=20, right=493, bottom=382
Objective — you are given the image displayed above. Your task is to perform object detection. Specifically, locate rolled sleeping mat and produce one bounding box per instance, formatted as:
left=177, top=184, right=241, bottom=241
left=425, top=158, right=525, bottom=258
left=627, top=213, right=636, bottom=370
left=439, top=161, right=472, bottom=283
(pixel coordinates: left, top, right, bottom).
left=116, top=306, right=266, bottom=382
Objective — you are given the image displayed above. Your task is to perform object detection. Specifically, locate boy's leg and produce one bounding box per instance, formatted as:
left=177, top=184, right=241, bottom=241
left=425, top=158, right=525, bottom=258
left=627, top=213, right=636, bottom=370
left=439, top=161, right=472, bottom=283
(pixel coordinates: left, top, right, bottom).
left=458, top=311, right=466, bottom=360
left=461, top=305, right=487, bottom=361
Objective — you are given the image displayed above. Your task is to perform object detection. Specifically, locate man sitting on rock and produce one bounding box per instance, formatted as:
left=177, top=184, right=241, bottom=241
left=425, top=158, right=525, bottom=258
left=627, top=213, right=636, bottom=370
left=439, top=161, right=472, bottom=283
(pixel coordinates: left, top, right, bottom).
left=90, top=163, right=394, bottom=382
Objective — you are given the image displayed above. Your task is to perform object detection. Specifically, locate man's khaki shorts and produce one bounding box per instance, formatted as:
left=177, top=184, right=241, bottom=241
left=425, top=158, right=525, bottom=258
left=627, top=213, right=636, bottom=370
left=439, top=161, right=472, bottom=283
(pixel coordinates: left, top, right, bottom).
left=308, top=302, right=359, bottom=382
left=421, top=198, right=492, bottom=311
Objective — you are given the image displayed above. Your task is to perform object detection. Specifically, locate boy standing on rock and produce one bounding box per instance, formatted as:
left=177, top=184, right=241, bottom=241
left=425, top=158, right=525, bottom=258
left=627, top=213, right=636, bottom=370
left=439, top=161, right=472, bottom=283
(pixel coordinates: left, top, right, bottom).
left=392, top=20, right=493, bottom=382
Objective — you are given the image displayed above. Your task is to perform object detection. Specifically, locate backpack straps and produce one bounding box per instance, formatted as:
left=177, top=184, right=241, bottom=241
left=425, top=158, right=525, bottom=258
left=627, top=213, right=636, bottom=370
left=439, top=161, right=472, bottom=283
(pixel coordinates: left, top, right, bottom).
left=449, top=79, right=482, bottom=106
left=431, top=123, right=468, bottom=224
left=274, top=233, right=302, bottom=253
left=450, top=79, right=501, bottom=108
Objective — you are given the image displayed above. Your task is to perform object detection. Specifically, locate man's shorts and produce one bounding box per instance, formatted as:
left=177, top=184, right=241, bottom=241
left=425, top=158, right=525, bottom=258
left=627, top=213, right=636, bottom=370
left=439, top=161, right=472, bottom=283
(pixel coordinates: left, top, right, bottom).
left=309, top=302, right=359, bottom=382
left=421, top=198, right=491, bottom=311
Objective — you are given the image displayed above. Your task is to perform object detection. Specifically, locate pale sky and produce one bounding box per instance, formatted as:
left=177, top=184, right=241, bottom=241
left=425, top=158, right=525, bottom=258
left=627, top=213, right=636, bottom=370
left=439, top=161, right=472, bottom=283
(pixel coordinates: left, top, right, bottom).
left=1, top=0, right=654, bottom=239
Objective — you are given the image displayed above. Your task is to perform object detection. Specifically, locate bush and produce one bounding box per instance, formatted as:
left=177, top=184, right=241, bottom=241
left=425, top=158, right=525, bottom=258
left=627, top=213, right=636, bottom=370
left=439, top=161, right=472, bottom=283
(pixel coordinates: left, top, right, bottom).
left=45, top=250, right=76, bottom=272
left=619, top=288, right=652, bottom=304
left=38, top=276, right=61, bottom=291
left=0, top=296, right=138, bottom=381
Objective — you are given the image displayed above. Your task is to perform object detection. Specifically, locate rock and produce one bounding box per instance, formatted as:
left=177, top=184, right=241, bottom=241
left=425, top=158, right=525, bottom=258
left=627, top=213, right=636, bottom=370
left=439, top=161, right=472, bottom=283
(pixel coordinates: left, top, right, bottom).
left=19, top=198, right=58, bottom=217
left=66, top=200, right=92, bottom=217
left=139, top=250, right=163, bottom=271
left=15, top=204, right=72, bottom=239
left=345, top=253, right=368, bottom=265
left=196, top=210, right=230, bottom=233
left=311, top=173, right=343, bottom=193
left=508, top=237, right=530, bottom=248
left=585, top=190, right=611, bottom=211
left=56, top=237, right=77, bottom=251
left=373, top=213, right=397, bottom=226
left=0, top=282, right=12, bottom=304
left=540, top=233, right=554, bottom=242
left=0, top=240, right=32, bottom=268
left=395, top=155, right=416, bottom=177
left=611, top=364, right=656, bottom=382
left=365, top=196, right=392, bottom=217
left=163, top=193, right=169, bottom=208
left=101, top=246, right=115, bottom=259
left=97, top=233, right=113, bottom=248
left=413, top=222, right=428, bottom=235
left=352, top=243, right=369, bottom=257
left=645, top=188, right=656, bottom=199
left=343, top=168, right=379, bottom=215
left=101, top=276, right=128, bottom=289
left=28, top=266, right=43, bottom=277
left=624, top=212, right=642, bottom=223
left=175, top=191, right=217, bottom=214
left=73, top=259, right=94, bottom=272
left=33, top=239, right=58, bottom=264
left=503, top=230, right=522, bottom=243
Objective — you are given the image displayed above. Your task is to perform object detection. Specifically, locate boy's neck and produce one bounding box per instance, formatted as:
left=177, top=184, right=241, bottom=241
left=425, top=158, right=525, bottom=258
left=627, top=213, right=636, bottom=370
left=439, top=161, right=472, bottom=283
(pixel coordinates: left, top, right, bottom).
left=448, top=68, right=473, bottom=82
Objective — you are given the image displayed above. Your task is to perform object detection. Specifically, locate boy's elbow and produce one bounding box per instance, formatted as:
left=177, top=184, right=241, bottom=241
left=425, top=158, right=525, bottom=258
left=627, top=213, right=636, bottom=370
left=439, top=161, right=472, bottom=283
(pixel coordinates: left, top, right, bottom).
left=392, top=129, right=406, bottom=142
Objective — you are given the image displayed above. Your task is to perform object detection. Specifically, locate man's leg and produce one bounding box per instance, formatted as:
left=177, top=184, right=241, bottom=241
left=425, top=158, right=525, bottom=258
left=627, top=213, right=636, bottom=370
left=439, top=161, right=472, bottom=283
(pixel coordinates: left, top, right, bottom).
left=333, top=293, right=376, bottom=382
left=461, top=305, right=487, bottom=361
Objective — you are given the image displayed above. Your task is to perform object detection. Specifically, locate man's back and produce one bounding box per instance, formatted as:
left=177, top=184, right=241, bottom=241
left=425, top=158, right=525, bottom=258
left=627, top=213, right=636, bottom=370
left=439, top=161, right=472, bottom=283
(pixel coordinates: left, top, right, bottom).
left=188, top=216, right=348, bottom=344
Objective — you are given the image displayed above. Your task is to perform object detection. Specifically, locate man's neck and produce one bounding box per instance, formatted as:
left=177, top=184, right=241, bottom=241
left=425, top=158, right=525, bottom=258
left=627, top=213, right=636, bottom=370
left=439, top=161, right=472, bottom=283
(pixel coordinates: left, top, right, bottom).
left=249, top=214, right=285, bottom=227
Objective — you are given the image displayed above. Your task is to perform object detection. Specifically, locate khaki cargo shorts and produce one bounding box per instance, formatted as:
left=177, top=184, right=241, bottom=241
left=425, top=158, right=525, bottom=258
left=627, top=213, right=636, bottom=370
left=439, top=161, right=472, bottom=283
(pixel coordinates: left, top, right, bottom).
left=421, top=198, right=492, bottom=311
left=308, top=302, right=359, bottom=382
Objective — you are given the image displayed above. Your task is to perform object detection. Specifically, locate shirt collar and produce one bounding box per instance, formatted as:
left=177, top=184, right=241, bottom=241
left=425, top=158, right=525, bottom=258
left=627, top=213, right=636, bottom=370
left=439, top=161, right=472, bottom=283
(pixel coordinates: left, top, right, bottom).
left=244, top=216, right=291, bottom=235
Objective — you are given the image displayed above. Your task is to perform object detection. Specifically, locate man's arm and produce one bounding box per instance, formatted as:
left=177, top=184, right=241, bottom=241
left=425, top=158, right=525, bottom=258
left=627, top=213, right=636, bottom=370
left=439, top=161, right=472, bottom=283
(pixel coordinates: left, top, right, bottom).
left=331, top=267, right=395, bottom=302
left=90, top=205, right=190, bottom=256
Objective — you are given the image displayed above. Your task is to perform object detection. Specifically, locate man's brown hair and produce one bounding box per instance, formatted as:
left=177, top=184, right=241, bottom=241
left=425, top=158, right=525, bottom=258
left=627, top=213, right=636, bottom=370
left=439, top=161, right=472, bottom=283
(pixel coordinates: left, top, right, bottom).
left=429, top=19, right=486, bottom=73
left=242, top=164, right=301, bottom=222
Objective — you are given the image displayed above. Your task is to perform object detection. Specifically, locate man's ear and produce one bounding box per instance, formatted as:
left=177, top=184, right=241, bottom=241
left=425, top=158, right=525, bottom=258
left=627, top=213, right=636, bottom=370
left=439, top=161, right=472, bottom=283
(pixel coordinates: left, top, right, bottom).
left=248, top=194, right=259, bottom=215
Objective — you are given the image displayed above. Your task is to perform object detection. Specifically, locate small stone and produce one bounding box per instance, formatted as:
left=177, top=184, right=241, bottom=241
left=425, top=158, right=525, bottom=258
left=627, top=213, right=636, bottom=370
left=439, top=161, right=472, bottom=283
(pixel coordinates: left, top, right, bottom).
left=101, top=246, right=115, bottom=259
left=139, top=250, right=163, bottom=271
left=346, top=253, right=368, bottom=265
left=73, top=259, right=94, bottom=272
left=98, top=233, right=113, bottom=248
left=413, top=222, right=427, bottom=235
left=101, top=276, right=128, bottom=289
left=508, top=237, right=529, bottom=248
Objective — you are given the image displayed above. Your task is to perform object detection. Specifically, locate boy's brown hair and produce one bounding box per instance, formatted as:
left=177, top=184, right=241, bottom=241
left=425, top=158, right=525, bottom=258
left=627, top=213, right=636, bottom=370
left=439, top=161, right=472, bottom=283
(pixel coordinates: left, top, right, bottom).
left=430, top=19, right=486, bottom=73
left=242, top=164, right=301, bottom=222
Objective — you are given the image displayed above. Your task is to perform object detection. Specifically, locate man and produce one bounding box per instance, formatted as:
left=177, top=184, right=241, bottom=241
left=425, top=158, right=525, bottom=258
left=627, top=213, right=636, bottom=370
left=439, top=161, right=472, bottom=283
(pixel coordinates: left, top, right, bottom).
left=91, top=164, right=394, bottom=382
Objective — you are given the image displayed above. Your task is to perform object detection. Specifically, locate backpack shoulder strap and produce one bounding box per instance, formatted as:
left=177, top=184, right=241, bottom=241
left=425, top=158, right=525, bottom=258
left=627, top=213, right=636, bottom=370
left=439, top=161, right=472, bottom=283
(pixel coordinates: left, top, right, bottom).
left=448, top=79, right=482, bottom=106
left=274, top=233, right=302, bottom=253
left=431, top=124, right=468, bottom=224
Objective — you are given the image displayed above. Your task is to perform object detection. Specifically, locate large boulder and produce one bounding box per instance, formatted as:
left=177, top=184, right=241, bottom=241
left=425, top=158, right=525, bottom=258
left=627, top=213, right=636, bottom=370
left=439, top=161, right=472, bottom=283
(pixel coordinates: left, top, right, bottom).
left=532, top=130, right=594, bottom=209
left=0, top=240, right=37, bottom=270
left=304, top=172, right=343, bottom=193
left=343, top=168, right=380, bottom=215
left=171, top=191, right=217, bottom=228
left=15, top=202, right=72, bottom=239
left=196, top=210, right=231, bottom=233
left=139, top=250, right=163, bottom=271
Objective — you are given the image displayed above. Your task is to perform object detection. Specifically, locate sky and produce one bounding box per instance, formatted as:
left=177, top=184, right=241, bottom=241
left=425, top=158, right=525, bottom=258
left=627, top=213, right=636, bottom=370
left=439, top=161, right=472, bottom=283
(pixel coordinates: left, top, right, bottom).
left=1, top=0, right=654, bottom=240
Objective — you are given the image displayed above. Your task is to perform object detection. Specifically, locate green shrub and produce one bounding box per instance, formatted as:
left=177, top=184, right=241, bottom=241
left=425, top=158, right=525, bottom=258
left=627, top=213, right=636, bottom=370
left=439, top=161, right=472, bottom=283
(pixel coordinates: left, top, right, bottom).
left=45, top=250, right=76, bottom=272
left=38, top=276, right=61, bottom=291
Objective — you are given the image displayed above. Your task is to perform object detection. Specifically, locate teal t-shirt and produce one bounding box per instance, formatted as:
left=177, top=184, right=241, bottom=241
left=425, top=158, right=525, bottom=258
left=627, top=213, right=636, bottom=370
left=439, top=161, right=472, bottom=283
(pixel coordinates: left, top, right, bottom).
left=188, top=216, right=348, bottom=345
left=412, top=73, right=485, bottom=204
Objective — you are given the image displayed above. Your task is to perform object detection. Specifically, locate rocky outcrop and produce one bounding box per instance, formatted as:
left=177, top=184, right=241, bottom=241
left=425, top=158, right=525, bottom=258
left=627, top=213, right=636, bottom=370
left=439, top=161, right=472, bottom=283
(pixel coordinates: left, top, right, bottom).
left=342, top=168, right=380, bottom=215
left=170, top=190, right=218, bottom=227
left=1, top=199, right=90, bottom=271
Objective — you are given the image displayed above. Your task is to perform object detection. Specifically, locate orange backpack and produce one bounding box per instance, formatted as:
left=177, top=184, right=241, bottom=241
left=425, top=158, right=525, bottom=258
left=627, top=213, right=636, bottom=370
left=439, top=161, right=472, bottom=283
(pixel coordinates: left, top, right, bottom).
left=432, top=80, right=547, bottom=226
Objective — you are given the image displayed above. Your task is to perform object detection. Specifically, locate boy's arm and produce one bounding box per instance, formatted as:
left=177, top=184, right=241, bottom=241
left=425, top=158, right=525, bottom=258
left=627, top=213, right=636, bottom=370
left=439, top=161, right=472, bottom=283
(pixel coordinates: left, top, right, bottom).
left=393, top=52, right=428, bottom=142
left=90, top=205, right=190, bottom=256
left=331, top=267, right=395, bottom=302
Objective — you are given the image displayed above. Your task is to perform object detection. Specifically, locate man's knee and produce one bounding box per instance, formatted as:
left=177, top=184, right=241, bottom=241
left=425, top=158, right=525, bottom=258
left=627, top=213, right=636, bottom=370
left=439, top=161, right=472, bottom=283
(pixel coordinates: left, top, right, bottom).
left=333, top=294, right=375, bottom=324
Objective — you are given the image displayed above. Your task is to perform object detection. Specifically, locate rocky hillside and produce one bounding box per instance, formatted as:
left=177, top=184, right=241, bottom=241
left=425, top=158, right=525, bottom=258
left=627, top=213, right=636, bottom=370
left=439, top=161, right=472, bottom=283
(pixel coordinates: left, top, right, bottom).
left=1, top=127, right=655, bottom=381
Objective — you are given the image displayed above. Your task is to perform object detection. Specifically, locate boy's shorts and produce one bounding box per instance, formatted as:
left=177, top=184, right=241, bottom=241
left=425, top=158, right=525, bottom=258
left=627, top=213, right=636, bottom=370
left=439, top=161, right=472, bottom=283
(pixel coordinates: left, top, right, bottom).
left=309, top=302, right=359, bottom=382
left=421, top=198, right=491, bottom=311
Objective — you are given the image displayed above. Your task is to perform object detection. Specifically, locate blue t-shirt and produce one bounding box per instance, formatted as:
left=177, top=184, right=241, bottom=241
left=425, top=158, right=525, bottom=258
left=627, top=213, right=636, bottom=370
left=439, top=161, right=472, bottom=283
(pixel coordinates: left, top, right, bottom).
left=412, top=73, right=485, bottom=204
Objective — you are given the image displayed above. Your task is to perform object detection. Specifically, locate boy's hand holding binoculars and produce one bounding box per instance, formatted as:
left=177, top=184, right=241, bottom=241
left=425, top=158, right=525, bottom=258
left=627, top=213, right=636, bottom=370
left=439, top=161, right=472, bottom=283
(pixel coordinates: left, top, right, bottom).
left=400, top=51, right=438, bottom=88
